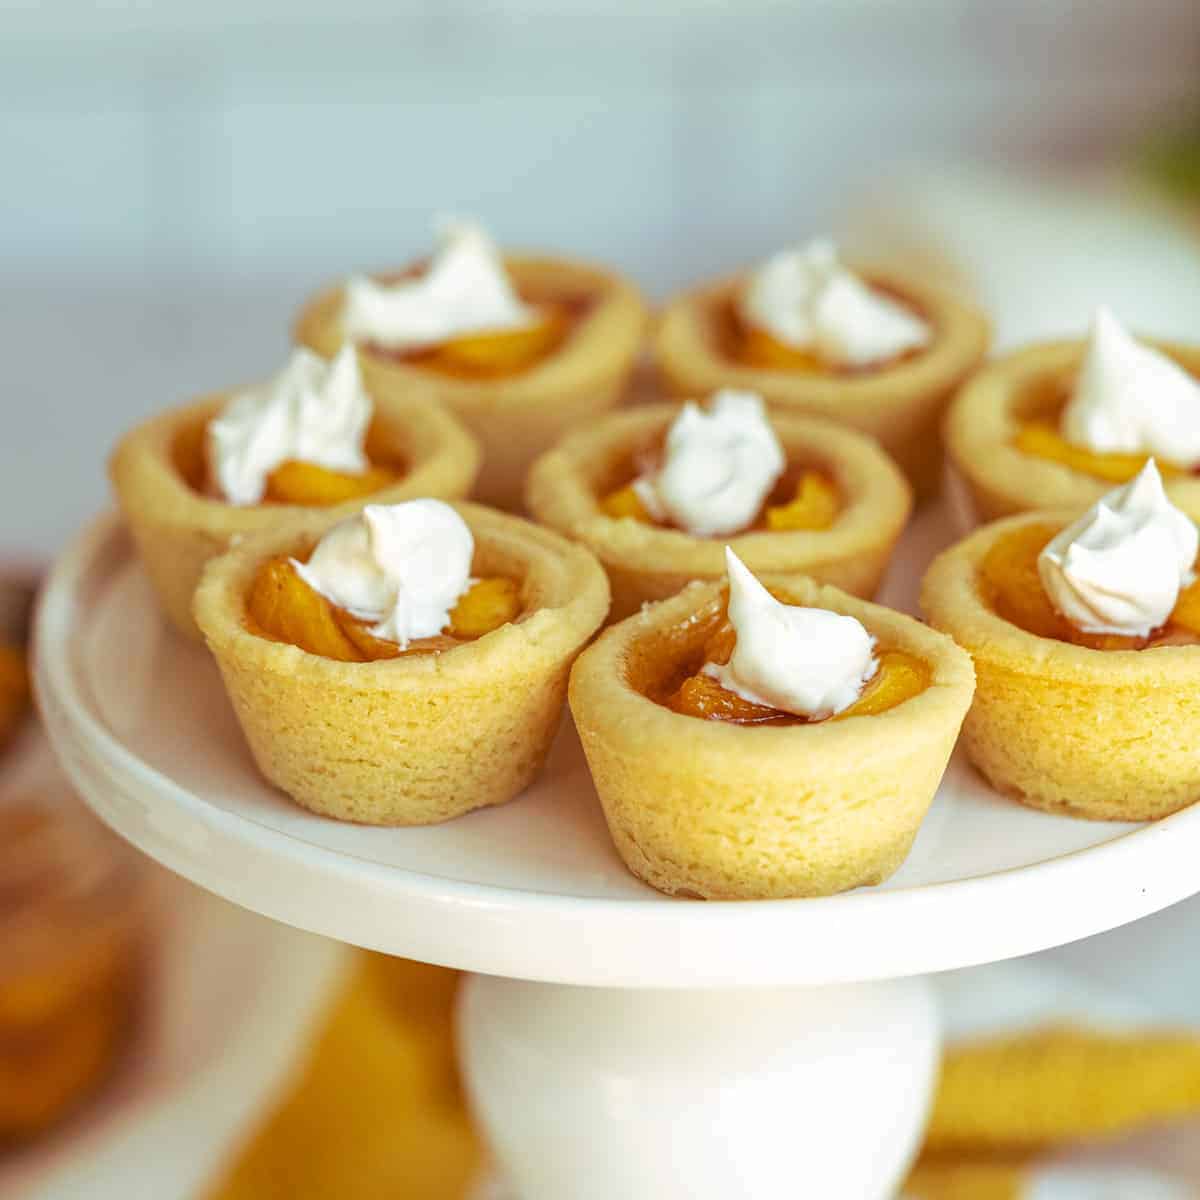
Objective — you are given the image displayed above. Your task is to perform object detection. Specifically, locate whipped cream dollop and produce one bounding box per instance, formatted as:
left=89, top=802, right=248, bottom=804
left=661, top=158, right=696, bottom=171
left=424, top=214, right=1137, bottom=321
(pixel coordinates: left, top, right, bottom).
left=1060, top=306, right=1200, bottom=468
left=341, top=217, right=536, bottom=352
left=704, top=548, right=877, bottom=720
left=293, top=500, right=473, bottom=648
left=738, top=238, right=930, bottom=368
left=632, top=390, right=785, bottom=537
left=207, top=346, right=371, bottom=506
left=1037, top=460, right=1197, bottom=637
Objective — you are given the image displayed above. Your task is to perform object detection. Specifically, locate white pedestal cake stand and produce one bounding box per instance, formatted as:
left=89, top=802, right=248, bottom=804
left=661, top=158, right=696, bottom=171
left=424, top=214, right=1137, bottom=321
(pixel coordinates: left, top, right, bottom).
left=33, top=506, right=1200, bottom=1200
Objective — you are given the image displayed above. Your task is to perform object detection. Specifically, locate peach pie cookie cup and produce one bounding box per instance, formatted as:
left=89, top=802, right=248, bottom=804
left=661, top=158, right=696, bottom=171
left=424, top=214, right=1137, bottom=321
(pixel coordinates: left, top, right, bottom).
left=921, top=511, right=1200, bottom=822
left=110, top=387, right=480, bottom=640
left=569, top=576, right=974, bottom=899
left=652, top=268, right=989, bottom=502
left=193, top=502, right=609, bottom=826
left=294, top=255, right=648, bottom=511
left=526, top=404, right=913, bottom=621
left=944, top=338, right=1200, bottom=523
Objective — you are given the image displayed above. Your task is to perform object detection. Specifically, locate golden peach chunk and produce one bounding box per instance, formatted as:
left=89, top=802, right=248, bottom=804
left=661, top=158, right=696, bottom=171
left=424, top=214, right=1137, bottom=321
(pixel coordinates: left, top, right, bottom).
left=246, top=559, right=521, bottom=662
left=416, top=306, right=568, bottom=378
left=448, top=577, right=522, bottom=639
left=336, top=611, right=460, bottom=660
left=978, top=522, right=1067, bottom=642
left=599, top=484, right=653, bottom=523
left=264, top=460, right=398, bottom=506
left=736, top=324, right=826, bottom=372
left=246, top=556, right=364, bottom=662
left=336, top=579, right=518, bottom=658
left=764, top=471, right=839, bottom=531
left=666, top=671, right=787, bottom=724
left=703, top=622, right=738, bottom=667
left=837, top=649, right=930, bottom=719
left=1169, top=577, right=1200, bottom=637
left=665, top=641, right=927, bottom=725
left=1014, top=419, right=1183, bottom=484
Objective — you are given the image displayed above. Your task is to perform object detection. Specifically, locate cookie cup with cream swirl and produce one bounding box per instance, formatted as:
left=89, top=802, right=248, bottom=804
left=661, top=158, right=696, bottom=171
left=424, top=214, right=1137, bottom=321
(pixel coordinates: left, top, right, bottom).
left=110, top=384, right=479, bottom=640
left=526, top=404, right=912, bottom=622
left=654, top=267, right=989, bottom=502
left=944, top=337, right=1200, bottom=524
left=922, top=510, right=1200, bottom=821
left=295, top=254, right=648, bottom=511
left=569, top=575, right=974, bottom=899
left=194, top=502, right=609, bottom=825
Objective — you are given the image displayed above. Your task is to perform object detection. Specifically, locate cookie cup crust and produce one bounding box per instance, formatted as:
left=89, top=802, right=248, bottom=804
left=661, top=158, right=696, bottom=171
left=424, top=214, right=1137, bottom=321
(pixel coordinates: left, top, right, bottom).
left=293, top=254, right=648, bottom=511
left=652, top=269, right=989, bottom=502
left=921, top=510, right=1200, bottom=820
left=569, top=576, right=974, bottom=899
left=109, top=386, right=480, bottom=640
left=527, top=404, right=913, bottom=620
left=944, top=339, right=1200, bottom=523
left=193, top=502, right=610, bottom=826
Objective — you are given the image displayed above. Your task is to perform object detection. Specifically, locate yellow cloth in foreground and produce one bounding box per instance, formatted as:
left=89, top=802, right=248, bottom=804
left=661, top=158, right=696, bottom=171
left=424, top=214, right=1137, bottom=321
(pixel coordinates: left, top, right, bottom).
left=207, top=955, right=1200, bottom=1200
left=208, top=957, right=481, bottom=1200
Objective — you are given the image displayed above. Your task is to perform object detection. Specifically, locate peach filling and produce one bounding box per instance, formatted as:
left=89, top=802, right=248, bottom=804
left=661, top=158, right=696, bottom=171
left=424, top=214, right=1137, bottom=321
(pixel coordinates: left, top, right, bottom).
left=1014, top=418, right=1184, bottom=484
left=245, top=556, right=521, bottom=662
left=360, top=264, right=583, bottom=379
left=659, top=608, right=928, bottom=727
left=175, top=420, right=403, bottom=507
left=724, top=293, right=925, bottom=375
left=735, top=324, right=827, bottom=372
left=600, top=466, right=840, bottom=533
left=400, top=306, right=572, bottom=379
left=979, top=523, right=1200, bottom=650
left=262, top=460, right=399, bottom=505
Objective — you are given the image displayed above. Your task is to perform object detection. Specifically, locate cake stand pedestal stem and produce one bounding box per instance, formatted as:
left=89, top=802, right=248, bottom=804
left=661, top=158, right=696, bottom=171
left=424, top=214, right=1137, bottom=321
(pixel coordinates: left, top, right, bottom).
left=459, top=972, right=939, bottom=1200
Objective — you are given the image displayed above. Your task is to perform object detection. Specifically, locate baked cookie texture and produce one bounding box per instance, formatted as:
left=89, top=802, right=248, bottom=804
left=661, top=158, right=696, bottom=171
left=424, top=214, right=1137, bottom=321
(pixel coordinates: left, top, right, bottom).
left=109, top=387, right=480, bottom=640
left=945, top=338, right=1200, bottom=523
left=194, top=502, right=610, bottom=826
left=653, top=269, right=989, bottom=502
left=921, top=510, right=1200, bottom=821
left=526, top=404, right=913, bottom=621
left=569, top=575, right=974, bottom=899
left=293, top=255, right=648, bottom=511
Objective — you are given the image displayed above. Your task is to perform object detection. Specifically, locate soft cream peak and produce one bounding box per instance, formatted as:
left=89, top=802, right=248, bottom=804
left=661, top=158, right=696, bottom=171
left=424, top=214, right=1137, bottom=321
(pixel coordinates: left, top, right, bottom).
left=207, top=346, right=370, bottom=506
left=738, top=237, right=930, bottom=367
left=1038, top=460, right=1197, bottom=637
left=293, top=500, right=473, bottom=648
left=1061, top=306, right=1200, bottom=468
left=632, top=390, right=785, bottom=536
left=704, top=548, right=877, bottom=719
left=341, top=217, right=535, bottom=351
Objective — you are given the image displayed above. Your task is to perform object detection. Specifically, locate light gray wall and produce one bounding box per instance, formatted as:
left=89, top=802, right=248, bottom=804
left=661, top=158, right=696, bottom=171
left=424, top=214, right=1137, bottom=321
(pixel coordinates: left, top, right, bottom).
left=5, top=0, right=1199, bottom=287
left=1, top=0, right=1198, bottom=555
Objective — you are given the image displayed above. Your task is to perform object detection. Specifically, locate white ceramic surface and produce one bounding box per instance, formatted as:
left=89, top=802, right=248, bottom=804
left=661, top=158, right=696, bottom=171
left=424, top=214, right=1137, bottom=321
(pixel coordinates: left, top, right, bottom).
left=33, top=502, right=1200, bottom=989
left=460, top=974, right=938, bottom=1200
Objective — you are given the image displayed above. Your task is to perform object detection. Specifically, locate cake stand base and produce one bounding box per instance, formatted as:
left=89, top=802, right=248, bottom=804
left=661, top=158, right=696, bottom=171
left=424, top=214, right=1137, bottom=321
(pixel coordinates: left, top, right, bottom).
left=459, top=973, right=939, bottom=1200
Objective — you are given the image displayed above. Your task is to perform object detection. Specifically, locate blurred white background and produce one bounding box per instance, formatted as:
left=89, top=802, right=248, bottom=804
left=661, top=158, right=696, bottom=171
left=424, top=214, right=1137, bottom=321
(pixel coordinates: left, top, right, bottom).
left=2, top=0, right=1199, bottom=552
left=7, top=4, right=1200, bottom=1163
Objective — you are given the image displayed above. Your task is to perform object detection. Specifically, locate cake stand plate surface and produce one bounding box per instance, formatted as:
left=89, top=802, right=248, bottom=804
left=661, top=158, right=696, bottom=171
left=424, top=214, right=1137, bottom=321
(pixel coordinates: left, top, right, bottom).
left=33, top=507, right=1200, bottom=990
